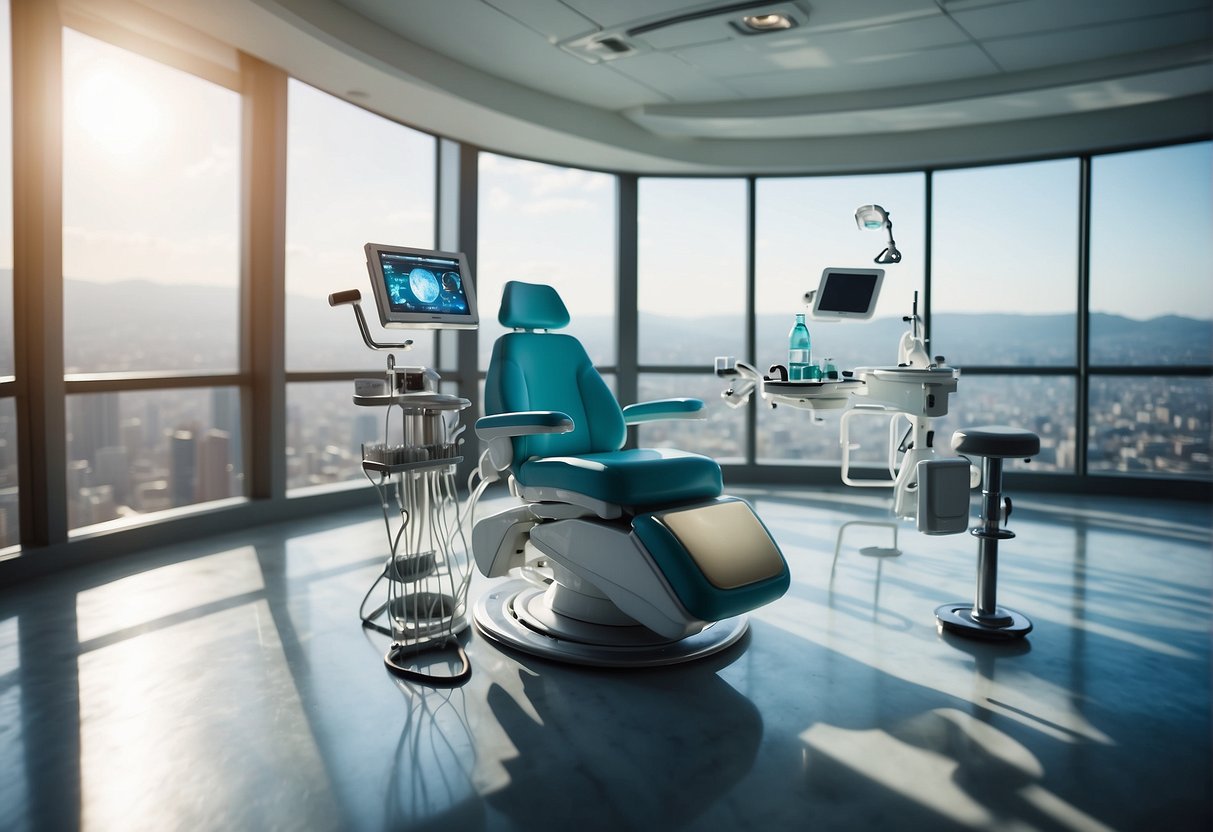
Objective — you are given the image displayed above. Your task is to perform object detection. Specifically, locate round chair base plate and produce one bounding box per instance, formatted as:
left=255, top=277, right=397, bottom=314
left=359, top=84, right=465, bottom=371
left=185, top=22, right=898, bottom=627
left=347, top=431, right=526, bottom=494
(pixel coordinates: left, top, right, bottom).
left=473, top=580, right=749, bottom=668
left=935, top=603, right=1032, bottom=640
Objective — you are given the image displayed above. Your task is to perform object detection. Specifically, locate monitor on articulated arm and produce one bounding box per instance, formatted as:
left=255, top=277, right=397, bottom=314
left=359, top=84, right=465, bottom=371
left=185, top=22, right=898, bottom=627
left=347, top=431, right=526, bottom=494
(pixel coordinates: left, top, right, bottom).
left=808, top=267, right=884, bottom=321
left=365, top=243, right=479, bottom=330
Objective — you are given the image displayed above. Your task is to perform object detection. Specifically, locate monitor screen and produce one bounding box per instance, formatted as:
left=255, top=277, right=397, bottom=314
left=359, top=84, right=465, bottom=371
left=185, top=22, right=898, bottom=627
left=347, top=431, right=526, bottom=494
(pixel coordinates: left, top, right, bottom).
left=365, top=243, right=479, bottom=330
left=811, top=268, right=884, bottom=320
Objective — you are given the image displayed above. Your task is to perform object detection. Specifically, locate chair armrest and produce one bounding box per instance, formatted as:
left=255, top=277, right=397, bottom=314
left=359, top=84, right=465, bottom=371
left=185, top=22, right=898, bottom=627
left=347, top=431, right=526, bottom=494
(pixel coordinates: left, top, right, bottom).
left=623, top=398, right=707, bottom=425
left=476, top=411, right=575, bottom=441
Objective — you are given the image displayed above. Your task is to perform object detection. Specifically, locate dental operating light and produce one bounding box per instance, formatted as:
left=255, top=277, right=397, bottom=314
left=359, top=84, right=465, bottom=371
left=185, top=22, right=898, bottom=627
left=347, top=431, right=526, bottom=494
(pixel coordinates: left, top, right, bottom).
left=855, top=204, right=902, bottom=264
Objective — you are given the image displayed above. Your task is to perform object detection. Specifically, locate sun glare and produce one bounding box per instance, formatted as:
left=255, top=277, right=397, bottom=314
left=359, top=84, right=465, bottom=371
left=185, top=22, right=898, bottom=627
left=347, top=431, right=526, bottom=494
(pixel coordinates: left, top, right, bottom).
left=69, top=68, right=162, bottom=159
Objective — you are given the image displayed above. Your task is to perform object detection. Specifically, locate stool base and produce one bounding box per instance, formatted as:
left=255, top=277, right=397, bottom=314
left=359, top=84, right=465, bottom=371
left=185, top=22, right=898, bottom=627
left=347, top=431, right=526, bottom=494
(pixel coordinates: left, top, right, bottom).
left=935, top=603, right=1032, bottom=640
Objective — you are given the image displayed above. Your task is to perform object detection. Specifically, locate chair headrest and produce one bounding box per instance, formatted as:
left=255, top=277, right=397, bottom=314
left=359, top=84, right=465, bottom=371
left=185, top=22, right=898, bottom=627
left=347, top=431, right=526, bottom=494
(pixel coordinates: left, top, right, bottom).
left=499, top=281, right=570, bottom=330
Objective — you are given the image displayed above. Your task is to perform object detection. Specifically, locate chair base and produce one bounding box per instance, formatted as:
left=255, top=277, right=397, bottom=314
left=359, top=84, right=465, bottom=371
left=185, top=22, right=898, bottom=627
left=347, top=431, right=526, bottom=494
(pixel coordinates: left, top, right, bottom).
left=473, top=579, right=749, bottom=667
left=935, top=603, right=1033, bottom=640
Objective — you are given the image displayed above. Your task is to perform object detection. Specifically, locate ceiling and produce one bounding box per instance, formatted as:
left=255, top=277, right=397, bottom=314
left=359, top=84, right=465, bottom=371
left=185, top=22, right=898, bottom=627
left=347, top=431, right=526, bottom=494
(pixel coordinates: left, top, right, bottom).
left=126, top=0, right=1213, bottom=173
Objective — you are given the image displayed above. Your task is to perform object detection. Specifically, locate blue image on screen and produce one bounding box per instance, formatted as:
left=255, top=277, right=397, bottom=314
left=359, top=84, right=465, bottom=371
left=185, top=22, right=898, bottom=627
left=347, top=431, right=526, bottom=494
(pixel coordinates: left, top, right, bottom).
left=381, top=254, right=469, bottom=314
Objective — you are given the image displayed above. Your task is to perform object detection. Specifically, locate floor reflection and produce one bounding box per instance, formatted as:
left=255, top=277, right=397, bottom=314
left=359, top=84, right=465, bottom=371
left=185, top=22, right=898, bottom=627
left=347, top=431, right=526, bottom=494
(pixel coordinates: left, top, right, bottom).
left=0, top=486, right=1208, bottom=831
left=484, top=645, right=762, bottom=831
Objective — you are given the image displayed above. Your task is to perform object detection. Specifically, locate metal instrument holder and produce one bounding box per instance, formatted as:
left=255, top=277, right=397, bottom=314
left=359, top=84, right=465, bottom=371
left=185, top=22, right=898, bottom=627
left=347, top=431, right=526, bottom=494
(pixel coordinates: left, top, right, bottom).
left=330, top=289, right=474, bottom=685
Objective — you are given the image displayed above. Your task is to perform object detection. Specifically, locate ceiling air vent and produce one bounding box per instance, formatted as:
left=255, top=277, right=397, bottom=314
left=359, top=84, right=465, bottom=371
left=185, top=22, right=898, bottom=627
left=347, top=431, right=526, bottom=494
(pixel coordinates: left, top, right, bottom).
left=595, top=36, right=633, bottom=54
left=559, top=31, right=641, bottom=64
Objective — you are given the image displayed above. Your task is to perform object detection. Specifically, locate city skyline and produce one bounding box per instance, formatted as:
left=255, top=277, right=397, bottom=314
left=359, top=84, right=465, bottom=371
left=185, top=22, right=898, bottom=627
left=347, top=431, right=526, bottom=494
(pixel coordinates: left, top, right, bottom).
left=0, top=291, right=1208, bottom=544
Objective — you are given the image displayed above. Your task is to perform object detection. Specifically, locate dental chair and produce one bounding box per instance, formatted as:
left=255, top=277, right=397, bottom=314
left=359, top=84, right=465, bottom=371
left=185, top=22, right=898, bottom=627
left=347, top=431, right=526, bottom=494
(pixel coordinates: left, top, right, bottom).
left=471, top=281, right=790, bottom=667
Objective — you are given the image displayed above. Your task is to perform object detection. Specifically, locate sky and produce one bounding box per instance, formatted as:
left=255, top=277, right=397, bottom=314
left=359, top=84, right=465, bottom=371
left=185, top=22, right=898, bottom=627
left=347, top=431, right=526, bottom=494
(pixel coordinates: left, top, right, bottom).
left=0, top=16, right=1210, bottom=369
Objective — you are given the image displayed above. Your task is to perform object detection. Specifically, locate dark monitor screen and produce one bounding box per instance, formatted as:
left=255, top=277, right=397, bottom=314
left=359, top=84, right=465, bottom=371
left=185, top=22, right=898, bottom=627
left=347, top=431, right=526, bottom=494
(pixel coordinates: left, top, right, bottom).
left=811, top=268, right=884, bottom=320
left=365, top=243, right=478, bottom=330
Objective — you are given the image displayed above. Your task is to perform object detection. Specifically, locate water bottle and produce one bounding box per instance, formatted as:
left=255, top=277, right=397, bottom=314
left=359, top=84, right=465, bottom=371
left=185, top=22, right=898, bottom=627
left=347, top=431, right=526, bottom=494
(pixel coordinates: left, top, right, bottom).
left=789, top=313, right=811, bottom=381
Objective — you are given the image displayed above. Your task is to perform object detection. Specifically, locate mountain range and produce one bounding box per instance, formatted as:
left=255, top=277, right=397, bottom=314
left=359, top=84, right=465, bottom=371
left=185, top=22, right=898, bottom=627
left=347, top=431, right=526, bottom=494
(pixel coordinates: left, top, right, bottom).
left=0, top=273, right=1208, bottom=373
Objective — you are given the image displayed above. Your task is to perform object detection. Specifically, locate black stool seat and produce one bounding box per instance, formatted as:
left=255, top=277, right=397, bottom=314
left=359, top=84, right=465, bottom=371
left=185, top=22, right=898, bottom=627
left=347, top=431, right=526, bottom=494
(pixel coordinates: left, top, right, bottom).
left=951, top=425, right=1040, bottom=459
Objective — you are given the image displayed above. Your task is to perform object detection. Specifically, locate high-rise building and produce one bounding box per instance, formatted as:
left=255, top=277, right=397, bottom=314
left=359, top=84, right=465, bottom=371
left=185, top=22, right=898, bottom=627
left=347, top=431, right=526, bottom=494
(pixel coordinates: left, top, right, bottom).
left=68, top=392, right=120, bottom=465
left=169, top=429, right=197, bottom=507
left=196, top=428, right=232, bottom=502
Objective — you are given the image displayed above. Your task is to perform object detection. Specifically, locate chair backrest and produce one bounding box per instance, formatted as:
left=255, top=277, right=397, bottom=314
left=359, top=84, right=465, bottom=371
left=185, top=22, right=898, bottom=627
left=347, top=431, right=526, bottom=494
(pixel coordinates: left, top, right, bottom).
left=484, top=281, right=625, bottom=469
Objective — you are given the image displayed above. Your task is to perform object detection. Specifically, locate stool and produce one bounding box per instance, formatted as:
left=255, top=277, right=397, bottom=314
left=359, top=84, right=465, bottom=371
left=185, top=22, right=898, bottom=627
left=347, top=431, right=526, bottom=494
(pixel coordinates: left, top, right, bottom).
left=935, top=425, right=1040, bottom=640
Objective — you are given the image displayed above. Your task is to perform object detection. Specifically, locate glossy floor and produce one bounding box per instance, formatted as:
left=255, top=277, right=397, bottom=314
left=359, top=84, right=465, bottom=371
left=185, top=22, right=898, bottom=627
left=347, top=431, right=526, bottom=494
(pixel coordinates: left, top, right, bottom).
left=1, top=486, right=1210, bottom=831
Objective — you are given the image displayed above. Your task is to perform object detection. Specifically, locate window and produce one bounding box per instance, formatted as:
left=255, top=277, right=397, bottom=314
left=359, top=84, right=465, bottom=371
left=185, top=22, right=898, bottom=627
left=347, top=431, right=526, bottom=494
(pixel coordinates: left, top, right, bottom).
left=1090, top=143, right=1212, bottom=368
left=65, top=388, right=242, bottom=527
left=755, top=173, right=926, bottom=463
left=1089, top=142, right=1212, bottom=479
left=934, top=375, right=1077, bottom=473
left=286, top=381, right=379, bottom=490
left=638, top=178, right=745, bottom=364
left=0, top=0, right=13, bottom=548
left=1088, top=377, right=1210, bottom=478
left=637, top=373, right=745, bottom=463
left=62, top=30, right=240, bottom=373
left=477, top=152, right=616, bottom=369
left=637, top=179, right=745, bottom=457
left=0, top=399, right=14, bottom=548
left=932, top=160, right=1079, bottom=367
left=285, top=80, right=436, bottom=489
left=62, top=29, right=243, bottom=529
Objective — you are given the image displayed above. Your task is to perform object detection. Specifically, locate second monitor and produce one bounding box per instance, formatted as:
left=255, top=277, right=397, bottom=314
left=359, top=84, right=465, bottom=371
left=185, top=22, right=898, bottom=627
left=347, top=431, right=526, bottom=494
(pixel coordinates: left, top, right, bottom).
left=810, top=267, right=884, bottom=320
left=365, top=243, right=479, bottom=330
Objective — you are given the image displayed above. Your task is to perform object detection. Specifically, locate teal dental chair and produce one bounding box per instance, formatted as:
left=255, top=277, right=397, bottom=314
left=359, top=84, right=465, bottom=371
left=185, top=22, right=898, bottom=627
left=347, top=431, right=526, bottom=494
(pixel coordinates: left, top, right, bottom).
left=471, top=281, right=790, bottom=666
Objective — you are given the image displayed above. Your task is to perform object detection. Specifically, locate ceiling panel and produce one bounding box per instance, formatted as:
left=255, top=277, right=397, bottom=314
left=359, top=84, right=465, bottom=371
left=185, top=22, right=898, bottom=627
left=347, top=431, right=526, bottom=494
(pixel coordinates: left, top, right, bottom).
left=949, top=0, right=1211, bottom=41
left=805, top=14, right=974, bottom=53
left=630, top=15, right=736, bottom=51
left=723, top=43, right=999, bottom=97
left=337, top=0, right=665, bottom=108
left=609, top=52, right=743, bottom=102
left=675, top=16, right=978, bottom=81
left=984, top=10, right=1213, bottom=72
left=481, top=0, right=597, bottom=42
left=629, top=63, right=1213, bottom=138
left=560, top=0, right=722, bottom=29
left=795, top=0, right=942, bottom=33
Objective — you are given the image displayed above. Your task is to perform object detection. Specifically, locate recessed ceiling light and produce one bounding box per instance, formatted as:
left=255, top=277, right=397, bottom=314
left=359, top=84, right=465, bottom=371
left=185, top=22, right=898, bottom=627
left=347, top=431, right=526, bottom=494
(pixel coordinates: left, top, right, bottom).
left=736, top=12, right=797, bottom=34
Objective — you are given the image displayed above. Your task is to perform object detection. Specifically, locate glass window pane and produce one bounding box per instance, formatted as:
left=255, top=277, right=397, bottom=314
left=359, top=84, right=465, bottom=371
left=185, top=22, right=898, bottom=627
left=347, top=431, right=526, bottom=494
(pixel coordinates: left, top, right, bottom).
left=932, top=160, right=1079, bottom=367
left=0, top=0, right=11, bottom=379
left=1090, top=142, right=1213, bottom=367
left=757, top=404, right=891, bottom=467
left=635, top=373, right=744, bottom=463
left=1, top=0, right=13, bottom=548
left=756, top=173, right=926, bottom=372
left=62, top=29, right=240, bottom=374
left=286, top=80, right=436, bottom=371
left=477, top=153, right=616, bottom=369
left=1088, top=376, right=1211, bottom=479
left=1, top=397, right=15, bottom=548
left=932, top=375, right=1077, bottom=473
left=638, top=179, right=745, bottom=365
left=287, top=381, right=376, bottom=490
left=65, top=388, right=244, bottom=531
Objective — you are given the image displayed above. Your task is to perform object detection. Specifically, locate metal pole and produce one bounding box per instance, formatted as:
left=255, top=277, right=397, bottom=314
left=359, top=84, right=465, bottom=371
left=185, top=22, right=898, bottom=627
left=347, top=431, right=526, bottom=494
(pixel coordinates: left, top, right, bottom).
left=973, top=456, right=1012, bottom=624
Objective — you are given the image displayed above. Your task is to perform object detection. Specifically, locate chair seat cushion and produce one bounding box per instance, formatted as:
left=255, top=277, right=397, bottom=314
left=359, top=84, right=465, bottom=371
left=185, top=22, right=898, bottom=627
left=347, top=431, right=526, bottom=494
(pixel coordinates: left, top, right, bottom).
left=517, top=448, right=723, bottom=507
